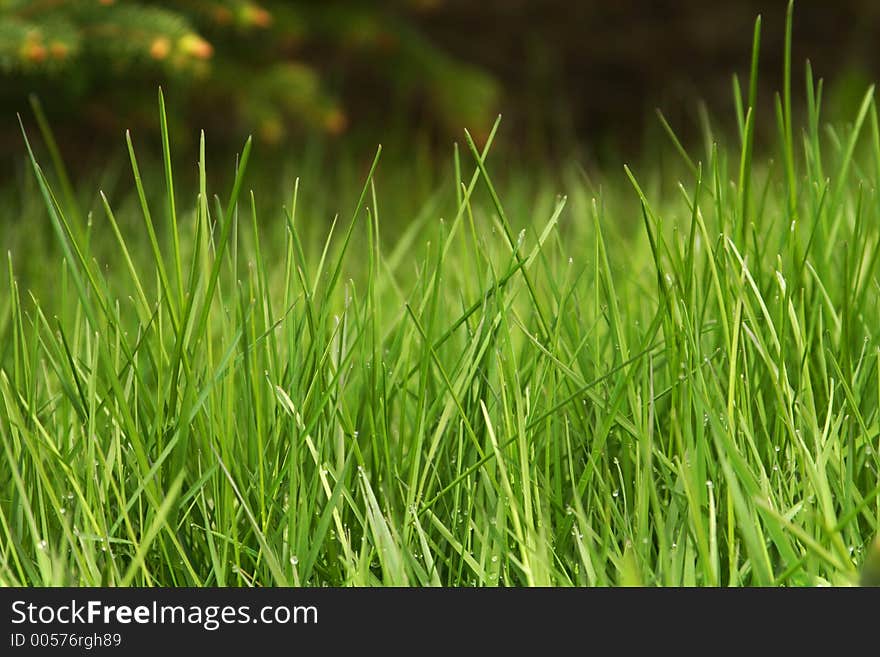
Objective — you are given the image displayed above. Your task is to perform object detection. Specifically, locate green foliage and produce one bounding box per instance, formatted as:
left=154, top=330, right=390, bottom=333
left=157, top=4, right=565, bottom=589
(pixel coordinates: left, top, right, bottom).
left=4, top=11, right=880, bottom=583
left=4, top=88, right=880, bottom=585
left=3, top=3, right=878, bottom=589
left=0, top=1, right=499, bottom=142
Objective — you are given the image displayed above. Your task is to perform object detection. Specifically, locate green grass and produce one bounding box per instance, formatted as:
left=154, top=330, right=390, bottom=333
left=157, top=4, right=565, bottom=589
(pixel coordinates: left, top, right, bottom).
left=2, top=7, right=880, bottom=586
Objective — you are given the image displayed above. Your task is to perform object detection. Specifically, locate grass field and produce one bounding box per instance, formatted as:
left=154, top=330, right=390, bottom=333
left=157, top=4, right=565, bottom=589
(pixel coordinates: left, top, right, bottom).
left=2, top=11, right=880, bottom=587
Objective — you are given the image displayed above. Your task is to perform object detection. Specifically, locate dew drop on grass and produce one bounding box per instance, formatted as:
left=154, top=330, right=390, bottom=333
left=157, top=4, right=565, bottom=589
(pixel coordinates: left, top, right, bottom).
left=491, top=556, right=498, bottom=563
left=37, top=539, right=47, bottom=551
left=612, top=489, right=619, bottom=498
left=705, top=480, right=713, bottom=489
left=290, top=556, right=299, bottom=566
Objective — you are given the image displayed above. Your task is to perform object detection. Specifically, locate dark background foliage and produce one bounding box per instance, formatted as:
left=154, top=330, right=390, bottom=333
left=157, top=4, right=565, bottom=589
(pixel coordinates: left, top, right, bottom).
left=1, top=1, right=878, bottom=170
left=418, top=1, right=880, bottom=152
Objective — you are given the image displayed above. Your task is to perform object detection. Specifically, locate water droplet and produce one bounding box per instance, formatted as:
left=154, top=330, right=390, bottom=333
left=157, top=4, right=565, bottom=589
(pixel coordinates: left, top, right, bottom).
left=612, top=489, right=619, bottom=498
left=491, top=555, right=498, bottom=563
left=37, top=539, right=47, bottom=550
left=705, top=480, right=714, bottom=489
left=59, top=508, right=66, bottom=515
left=290, top=555, right=299, bottom=566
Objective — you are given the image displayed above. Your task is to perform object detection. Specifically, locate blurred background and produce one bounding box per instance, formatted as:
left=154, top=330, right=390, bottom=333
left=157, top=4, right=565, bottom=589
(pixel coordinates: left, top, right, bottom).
left=1, top=0, right=879, bottom=177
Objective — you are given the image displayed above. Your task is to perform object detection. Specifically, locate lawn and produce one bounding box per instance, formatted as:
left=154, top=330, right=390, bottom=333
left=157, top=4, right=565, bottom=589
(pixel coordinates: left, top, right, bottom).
left=1, top=16, right=879, bottom=587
